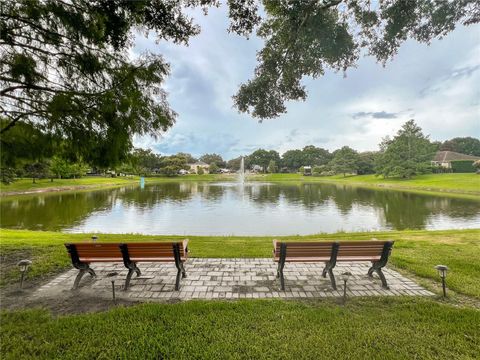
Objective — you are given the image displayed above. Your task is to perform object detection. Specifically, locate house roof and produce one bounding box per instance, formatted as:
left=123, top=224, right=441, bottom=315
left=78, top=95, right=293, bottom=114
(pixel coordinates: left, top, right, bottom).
left=433, top=151, right=480, bottom=162
left=188, top=161, right=209, bottom=166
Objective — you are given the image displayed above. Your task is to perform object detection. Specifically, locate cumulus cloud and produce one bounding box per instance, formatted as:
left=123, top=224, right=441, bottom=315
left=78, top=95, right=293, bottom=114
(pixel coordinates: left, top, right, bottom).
left=132, top=4, right=479, bottom=158
left=352, top=111, right=399, bottom=119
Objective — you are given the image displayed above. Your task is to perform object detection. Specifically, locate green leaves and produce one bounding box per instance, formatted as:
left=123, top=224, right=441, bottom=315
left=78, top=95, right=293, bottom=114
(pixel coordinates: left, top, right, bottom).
left=235, top=0, right=479, bottom=118
left=329, top=146, right=359, bottom=176
left=375, top=120, right=436, bottom=178
left=0, top=0, right=191, bottom=167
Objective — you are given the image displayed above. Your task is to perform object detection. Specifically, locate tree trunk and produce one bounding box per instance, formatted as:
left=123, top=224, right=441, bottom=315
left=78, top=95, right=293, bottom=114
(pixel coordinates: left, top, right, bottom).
left=32, top=177, right=36, bottom=184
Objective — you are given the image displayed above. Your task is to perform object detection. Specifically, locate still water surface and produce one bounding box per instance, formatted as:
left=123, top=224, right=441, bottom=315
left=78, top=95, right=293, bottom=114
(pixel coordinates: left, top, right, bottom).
left=1, top=182, right=479, bottom=235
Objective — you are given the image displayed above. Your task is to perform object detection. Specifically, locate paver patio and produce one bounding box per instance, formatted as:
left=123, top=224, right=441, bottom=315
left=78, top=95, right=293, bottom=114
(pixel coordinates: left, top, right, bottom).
left=35, top=258, right=434, bottom=301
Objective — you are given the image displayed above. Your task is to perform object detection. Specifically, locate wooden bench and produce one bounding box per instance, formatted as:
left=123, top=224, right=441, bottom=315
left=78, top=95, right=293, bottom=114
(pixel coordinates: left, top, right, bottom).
left=119, top=241, right=188, bottom=290
left=273, top=240, right=394, bottom=290
left=65, top=240, right=188, bottom=290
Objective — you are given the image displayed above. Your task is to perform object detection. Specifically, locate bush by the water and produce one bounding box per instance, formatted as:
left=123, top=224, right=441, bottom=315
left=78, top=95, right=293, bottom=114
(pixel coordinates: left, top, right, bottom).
left=451, top=160, right=476, bottom=173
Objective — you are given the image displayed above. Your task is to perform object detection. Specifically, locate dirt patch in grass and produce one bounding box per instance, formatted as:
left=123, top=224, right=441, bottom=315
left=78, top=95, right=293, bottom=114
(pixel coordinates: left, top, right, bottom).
left=1, top=282, right=141, bottom=315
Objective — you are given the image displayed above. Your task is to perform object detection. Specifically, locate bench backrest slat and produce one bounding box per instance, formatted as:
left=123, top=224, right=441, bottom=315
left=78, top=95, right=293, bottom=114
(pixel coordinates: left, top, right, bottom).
left=273, top=240, right=393, bottom=261
left=66, top=243, right=123, bottom=260
left=65, top=240, right=188, bottom=262
left=124, top=242, right=187, bottom=258
left=273, top=241, right=335, bottom=259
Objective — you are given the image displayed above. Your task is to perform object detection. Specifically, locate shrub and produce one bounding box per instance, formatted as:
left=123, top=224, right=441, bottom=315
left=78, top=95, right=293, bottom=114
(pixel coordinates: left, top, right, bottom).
left=0, top=167, right=16, bottom=184
left=197, top=167, right=204, bottom=175
left=209, top=163, right=219, bottom=174
left=451, top=160, right=476, bottom=173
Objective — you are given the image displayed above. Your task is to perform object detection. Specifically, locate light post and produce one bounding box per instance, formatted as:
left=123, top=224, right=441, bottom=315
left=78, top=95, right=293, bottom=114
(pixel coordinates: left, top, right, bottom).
left=435, top=265, right=448, bottom=298
left=107, top=271, right=118, bottom=304
left=17, top=259, right=32, bottom=288
left=340, top=271, right=352, bottom=304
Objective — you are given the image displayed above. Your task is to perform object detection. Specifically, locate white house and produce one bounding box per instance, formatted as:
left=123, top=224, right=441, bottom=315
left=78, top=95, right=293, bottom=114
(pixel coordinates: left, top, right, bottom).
left=431, top=151, right=480, bottom=169
left=188, top=161, right=210, bottom=174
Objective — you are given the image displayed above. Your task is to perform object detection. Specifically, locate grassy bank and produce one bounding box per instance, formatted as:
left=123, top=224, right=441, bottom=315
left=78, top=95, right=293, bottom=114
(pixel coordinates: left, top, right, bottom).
left=1, top=228, right=479, bottom=297
left=1, top=297, right=479, bottom=359
left=1, top=173, right=478, bottom=197
left=0, top=177, right=140, bottom=195
left=0, top=174, right=231, bottom=196
left=256, top=173, right=480, bottom=196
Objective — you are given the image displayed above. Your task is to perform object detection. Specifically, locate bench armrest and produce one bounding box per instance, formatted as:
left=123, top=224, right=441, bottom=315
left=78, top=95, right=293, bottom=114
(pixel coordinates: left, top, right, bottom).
left=182, top=239, right=189, bottom=259
left=272, top=239, right=278, bottom=258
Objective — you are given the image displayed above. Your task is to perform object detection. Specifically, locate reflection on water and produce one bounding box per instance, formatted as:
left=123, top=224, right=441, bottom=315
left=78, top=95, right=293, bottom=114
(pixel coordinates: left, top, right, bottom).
left=1, top=182, right=479, bottom=235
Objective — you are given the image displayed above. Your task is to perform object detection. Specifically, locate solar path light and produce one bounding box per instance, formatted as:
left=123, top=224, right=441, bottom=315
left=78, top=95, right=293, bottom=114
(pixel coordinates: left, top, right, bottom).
left=340, top=271, right=352, bottom=304
left=434, top=265, right=448, bottom=298
left=17, top=259, right=32, bottom=288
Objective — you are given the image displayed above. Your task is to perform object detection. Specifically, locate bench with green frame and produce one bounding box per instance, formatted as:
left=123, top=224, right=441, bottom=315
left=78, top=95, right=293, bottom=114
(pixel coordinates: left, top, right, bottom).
left=272, top=240, right=394, bottom=290
left=65, top=240, right=188, bottom=290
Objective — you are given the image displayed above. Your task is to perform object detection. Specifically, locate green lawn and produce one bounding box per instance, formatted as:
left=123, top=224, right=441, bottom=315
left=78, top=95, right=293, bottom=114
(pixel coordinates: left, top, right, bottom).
left=0, top=176, right=140, bottom=193
left=2, top=173, right=479, bottom=197
left=2, top=228, right=479, bottom=359
left=1, top=228, right=479, bottom=297
left=256, top=173, right=480, bottom=196
left=0, top=174, right=231, bottom=195
left=1, top=298, right=479, bottom=359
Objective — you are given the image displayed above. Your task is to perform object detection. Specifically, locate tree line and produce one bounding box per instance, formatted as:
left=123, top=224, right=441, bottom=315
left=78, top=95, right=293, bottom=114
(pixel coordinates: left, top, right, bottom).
left=1, top=119, right=479, bottom=184
left=1, top=0, right=478, bottom=172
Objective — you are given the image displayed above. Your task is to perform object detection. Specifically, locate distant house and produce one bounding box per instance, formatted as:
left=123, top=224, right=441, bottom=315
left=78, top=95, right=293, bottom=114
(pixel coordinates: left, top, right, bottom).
left=251, top=164, right=263, bottom=173
left=431, top=151, right=480, bottom=169
left=303, top=166, right=312, bottom=176
left=188, top=161, right=210, bottom=174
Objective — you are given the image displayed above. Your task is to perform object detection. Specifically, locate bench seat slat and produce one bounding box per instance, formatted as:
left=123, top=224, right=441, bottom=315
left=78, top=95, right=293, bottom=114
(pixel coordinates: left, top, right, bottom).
left=80, top=257, right=123, bottom=262
left=129, top=257, right=187, bottom=262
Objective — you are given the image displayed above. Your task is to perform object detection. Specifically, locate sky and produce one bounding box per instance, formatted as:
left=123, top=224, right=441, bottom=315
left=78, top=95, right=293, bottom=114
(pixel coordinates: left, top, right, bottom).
left=132, top=4, right=480, bottom=160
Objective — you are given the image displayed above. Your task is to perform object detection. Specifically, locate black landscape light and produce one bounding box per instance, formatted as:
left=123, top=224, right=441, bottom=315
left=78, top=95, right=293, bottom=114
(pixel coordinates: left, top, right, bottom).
left=17, top=259, right=32, bottom=288
left=91, top=235, right=98, bottom=242
left=435, top=265, right=448, bottom=298
left=340, top=271, right=352, bottom=304
left=107, top=271, right=118, bottom=304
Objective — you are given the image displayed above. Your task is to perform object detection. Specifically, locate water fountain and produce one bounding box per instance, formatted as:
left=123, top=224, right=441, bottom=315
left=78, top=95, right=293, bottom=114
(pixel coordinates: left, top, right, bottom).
left=238, top=156, right=245, bottom=184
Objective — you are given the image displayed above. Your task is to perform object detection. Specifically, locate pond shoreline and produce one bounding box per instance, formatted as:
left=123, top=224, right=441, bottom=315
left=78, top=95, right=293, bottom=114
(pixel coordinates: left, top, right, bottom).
left=1, top=173, right=479, bottom=199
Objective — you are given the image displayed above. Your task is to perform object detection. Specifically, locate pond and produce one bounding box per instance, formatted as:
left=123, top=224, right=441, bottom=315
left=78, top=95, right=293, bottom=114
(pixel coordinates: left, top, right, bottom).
left=1, top=182, right=479, bottom=235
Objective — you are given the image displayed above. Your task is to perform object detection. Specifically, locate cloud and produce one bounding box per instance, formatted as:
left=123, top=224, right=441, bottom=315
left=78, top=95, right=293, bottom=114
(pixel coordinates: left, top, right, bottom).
left=131, top=4, right=479, bottom=159
left=352, top=111, right=399, bottom=119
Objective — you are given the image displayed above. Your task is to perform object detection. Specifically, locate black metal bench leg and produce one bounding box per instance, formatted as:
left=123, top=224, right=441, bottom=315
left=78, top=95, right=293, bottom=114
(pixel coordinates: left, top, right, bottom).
left=73, top=269, right=86, bottom=289
left=87, top=268, right=96, bottom=277
left=279, top=270, right=285, bottom=291
left=367, top=265, right=375, bottom=277
left=73, top=267, right=96, bottom=290
left=180, top=262, right=186, bottom=279
left=368, top=241, right=393, bottom=289
left=134, top=264, right=141, bottom=277
left=124, top=269, right=135, bottom=290
left=278, top=242, right=287, bottom=290
left=322, top=262, right=330, bottom=278
left=376, top=268, right=389, bottom=289
left=368, top=264, right=389, bottom=289
left=175, top=269, right=182, bottom=291
left=328, top=268, right=337, bottom=290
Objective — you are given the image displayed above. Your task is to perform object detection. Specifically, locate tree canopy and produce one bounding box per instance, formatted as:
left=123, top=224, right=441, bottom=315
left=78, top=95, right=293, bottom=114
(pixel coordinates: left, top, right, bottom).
left=233, top=0, right=479, bottom=119
left=329, top=146, right=359, bottom=176
left=1, top=0, right=478, bottom=169
left=440, top=137, right=480, bottom=156
left=375, top=120, right=436, bottom=178
left=200, top=153, right=225, bottom=167
left=0, top=0, right=209, bottom=166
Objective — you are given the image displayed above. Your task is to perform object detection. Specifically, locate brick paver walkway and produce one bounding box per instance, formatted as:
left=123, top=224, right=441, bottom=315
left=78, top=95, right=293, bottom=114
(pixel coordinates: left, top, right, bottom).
left=36, top=259, right=433, bottom=300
